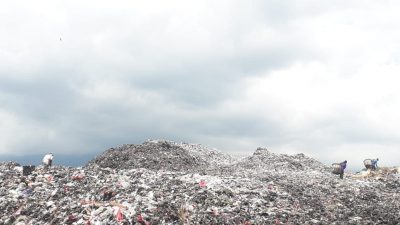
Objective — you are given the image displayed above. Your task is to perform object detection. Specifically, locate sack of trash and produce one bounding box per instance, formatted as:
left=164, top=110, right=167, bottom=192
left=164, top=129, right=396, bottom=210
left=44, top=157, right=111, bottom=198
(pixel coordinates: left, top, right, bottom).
left=22, top=165, right=35, bottom=176
left=364, top=159, right=372, bottom=167
left=331, top=163, right=341, bottom=174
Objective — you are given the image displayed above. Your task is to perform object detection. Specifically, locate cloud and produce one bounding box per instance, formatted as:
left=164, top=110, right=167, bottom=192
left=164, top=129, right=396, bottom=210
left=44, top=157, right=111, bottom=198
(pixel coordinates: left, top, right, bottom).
left=1, top=1, right=400, bottom=169
left=236, top=59, right=400, bottom=168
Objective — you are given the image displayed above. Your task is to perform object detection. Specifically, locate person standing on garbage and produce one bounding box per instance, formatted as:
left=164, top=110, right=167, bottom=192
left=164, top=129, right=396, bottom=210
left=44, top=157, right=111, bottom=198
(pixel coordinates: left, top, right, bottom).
left=371, top=158, right=379, bottom=170
left=339, top=160, right=347, bottom=179
left=42, top=153, right=54, bottom=169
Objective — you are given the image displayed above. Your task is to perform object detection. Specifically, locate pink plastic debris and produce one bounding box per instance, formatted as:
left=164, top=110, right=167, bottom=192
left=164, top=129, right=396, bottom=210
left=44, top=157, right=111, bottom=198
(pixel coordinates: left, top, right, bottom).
left=67, top=215, right=78, bottom=223
left=137, top=214, right=144, bottom=223
left=199, top=180, right=206, bottom=187
left=72, top=175, right=84, bottom=181
left=116, top=208, right=123, bottom=222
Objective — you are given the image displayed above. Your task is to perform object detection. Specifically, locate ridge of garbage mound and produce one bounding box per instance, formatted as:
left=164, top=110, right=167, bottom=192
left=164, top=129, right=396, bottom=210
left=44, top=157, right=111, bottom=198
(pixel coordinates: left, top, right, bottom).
left=0, top=161, right=21, bottom=167
left=87, top=141, right=329, bottom=175
left=87, top=140, right=218, bottom=172
left=232, top=147, right=329, bottom=173
left=162, top=140, right=238, bottom=166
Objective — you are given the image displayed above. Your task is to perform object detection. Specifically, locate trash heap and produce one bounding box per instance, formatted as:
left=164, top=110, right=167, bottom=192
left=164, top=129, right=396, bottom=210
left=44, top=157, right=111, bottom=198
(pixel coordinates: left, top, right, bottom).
left=166, top=141, right=237, bottom=166
left=353, top=166, right=400, bottom=181
left=234, top=147, right=328, bottom=172
left=1, top=140, right=400, bottom=225
left=87, top=140, right=211, bottom=172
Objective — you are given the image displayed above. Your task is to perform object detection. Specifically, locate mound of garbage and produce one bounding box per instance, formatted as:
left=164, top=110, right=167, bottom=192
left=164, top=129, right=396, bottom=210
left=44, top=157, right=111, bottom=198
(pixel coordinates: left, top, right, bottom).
left=87, top=140, right=211, bottom=172
left=1, top=140, right=400, bottom=225
left=234, top=147, right=328, bottom=173
left=169, top=141, right=237, bottom=166
left=353, top=166, right=400, bottom=180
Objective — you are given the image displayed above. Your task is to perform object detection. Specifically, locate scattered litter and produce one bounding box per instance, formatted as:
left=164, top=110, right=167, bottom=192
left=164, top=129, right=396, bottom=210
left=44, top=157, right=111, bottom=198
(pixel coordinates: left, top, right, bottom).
left=0, top=141, right=399, bottom=224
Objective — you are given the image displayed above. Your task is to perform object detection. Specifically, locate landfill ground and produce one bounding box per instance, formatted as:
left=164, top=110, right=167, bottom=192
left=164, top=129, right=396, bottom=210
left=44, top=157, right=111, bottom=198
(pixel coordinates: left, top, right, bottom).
left=1, top=140, right=400, bottom=225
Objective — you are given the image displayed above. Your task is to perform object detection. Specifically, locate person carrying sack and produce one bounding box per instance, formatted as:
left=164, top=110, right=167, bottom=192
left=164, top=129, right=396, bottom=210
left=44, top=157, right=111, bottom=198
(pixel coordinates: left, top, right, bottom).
left=332, top=160, right=347, bottom=179
left=364, top=158, right=379, bottom=170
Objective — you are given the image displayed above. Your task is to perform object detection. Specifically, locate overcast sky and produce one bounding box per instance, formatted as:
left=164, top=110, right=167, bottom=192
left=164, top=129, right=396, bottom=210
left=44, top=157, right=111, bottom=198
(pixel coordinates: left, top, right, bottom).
left=1, top=0, right=400, bottom=168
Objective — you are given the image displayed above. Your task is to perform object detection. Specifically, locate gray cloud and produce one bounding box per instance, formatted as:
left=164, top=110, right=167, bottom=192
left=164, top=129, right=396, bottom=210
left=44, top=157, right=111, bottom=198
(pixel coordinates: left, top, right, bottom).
left=1, top=1, right=400, bottom=169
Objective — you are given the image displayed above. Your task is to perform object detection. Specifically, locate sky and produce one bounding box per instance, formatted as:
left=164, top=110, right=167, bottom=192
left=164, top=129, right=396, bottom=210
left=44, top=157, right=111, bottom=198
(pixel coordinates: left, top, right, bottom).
left=1, top=0, right=400, bottom=169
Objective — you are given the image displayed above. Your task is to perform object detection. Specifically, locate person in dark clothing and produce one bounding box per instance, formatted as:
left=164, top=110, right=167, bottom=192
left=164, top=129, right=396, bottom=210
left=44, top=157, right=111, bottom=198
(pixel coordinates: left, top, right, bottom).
left=339, top=160, right=347, bottom=179
left=371, top=158, right=379, bottom=170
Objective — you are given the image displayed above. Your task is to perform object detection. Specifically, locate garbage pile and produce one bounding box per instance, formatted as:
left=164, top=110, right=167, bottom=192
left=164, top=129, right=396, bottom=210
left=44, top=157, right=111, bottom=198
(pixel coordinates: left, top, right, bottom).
left=1, top=140, right=400, bottom=224
left=234, top=147, right=329, bottom=172
left=353, top=166, right=400, bottom=180
left=87, top=140, right=211, bottom=172
left=166, top=141, right=237, bottom=166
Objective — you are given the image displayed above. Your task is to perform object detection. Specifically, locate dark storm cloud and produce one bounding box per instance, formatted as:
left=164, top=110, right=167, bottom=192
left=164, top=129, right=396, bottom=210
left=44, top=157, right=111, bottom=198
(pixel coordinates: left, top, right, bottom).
left=125, top=41, right=316, bottom=108
left=1, top=0, right=400, bottom=171
left=0, top=76, right=77, bottom=123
